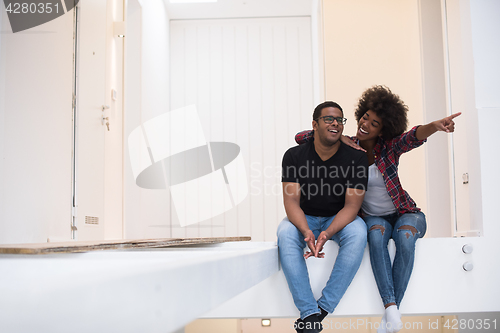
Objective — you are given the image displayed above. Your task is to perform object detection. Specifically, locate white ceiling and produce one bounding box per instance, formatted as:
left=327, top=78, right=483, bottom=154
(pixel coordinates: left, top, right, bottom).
left=163, top=0, right=313, bottom=20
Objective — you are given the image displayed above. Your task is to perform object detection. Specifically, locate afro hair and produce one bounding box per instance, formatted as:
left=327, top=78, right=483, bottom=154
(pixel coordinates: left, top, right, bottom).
left=354, top=85, right=409, bottom=140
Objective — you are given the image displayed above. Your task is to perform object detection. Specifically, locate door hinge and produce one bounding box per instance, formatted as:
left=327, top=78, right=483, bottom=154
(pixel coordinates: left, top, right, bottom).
left=71, top=206, right=78, bottom=232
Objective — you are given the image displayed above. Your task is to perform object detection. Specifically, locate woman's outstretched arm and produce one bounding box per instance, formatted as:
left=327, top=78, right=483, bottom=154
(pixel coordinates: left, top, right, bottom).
left=416, top=112, right=461, bottom=140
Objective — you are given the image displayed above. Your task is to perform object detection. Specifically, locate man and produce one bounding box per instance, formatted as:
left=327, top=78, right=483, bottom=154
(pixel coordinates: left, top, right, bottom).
left=278, top=101, right=368, bottom=333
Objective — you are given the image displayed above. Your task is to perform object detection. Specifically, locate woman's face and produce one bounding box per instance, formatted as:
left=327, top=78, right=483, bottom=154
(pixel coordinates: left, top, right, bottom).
left=356, top=110, right=383, bottom=142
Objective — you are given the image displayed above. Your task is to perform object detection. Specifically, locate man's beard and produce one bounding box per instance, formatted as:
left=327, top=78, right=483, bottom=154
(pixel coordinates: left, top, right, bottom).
left=318, top=132, right=340, bottom=147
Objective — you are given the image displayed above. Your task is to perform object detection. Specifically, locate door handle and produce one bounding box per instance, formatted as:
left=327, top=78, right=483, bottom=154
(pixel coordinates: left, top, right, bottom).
left=102, top=116, right=110, bottom=131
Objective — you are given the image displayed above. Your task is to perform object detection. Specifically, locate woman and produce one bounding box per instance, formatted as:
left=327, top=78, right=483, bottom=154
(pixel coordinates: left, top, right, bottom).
left=295, top=86, right=460, bottom=333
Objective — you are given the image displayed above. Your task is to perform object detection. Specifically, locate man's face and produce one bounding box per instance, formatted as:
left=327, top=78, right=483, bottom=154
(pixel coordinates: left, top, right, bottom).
left=312, top=107, right=344, bottom=146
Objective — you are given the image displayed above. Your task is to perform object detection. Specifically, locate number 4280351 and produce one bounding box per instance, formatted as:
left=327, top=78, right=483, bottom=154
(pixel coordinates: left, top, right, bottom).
left=444, top=318, right=496, bottom=330
left=5, top=2, right=60, bottom=14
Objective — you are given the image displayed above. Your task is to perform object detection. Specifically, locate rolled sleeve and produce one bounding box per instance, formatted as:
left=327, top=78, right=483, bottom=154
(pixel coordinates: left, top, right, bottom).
left=390, top=126, right=427, bottom=156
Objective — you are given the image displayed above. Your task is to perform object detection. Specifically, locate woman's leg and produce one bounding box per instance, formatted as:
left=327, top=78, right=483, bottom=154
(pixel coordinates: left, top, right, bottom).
left=392, top=211, right=427, bottom=307
left=365, top=216, right=395, bottom=306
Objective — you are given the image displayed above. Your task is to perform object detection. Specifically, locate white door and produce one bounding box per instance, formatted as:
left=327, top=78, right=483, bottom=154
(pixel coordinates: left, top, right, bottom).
left=74, top=0, right=118, bottom=241
left=443, top=0, right=477, bottom=237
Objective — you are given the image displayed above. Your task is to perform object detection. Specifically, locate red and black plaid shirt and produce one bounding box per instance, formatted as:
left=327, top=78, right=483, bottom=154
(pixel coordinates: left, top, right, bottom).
left=295, top=126, right=426, bottom=214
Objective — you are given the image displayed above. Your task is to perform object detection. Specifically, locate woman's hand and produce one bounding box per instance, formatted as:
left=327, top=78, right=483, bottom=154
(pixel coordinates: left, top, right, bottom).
left=341, top=135, right=366, bottom=152
left=416, top=112, right=462, bottom=140
left=434, top=112, right=461, bottom=133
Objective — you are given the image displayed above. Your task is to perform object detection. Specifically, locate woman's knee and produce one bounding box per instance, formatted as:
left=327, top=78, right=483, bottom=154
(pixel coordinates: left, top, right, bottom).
left=393, top=226, right=418, bottom=253
left=364, top=217, right=389, bottom=244
left=395, top=212, right=427, bottom=238
left=367, top=225, right=388, bottom=248
left=367, top=223, right=387, bottom=237
left=366, top=215, right=390, bottom=230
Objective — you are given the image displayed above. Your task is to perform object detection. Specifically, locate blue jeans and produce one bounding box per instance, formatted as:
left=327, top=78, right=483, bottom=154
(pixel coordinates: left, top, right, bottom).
left=277, top=215, right=367, bottom=319
left=364, top=212, right=426, bottom=307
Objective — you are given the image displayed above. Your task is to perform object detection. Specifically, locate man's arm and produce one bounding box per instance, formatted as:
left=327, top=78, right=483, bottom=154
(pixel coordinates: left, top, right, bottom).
left=282, top=182, right=318, bottom=258
left=313, top=187, right=365, bottom=256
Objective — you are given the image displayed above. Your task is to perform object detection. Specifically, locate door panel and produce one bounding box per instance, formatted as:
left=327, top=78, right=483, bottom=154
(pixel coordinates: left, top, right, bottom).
left=75, top=0, right=108, bottom=240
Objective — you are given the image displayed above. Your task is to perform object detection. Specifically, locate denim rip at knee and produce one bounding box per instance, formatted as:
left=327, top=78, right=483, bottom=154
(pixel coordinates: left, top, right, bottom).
left=365, top=212, right=426, bottom=306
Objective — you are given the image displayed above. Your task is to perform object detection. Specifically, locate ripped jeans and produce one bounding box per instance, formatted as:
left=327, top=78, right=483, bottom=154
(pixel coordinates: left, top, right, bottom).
left=364, top=211, right=426, bottom=307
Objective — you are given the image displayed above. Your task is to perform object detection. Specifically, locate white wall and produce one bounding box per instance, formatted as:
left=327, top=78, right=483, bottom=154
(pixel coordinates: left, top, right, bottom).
left=470, top=0, right=500, bottom=108
left=470, top=0, right=500, bottom=236
left=323, top=0, right=430, bottom=227
left=0, top=11, right=74, bottom=244
left=311, top=0, right=325, bottom=104
left=124, top=0, right=172, bottom=239
left=167, top=17, right=314, bottom=242
left=124, top=15, right=315, bottom=242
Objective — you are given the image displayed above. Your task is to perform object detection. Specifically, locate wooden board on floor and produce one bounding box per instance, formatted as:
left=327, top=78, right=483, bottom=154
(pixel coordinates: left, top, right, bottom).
left=0, top=236, right=251, bottom=255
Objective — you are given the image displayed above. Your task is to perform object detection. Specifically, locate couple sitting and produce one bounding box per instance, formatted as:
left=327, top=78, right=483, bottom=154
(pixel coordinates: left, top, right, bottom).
left=278, top=86, right=460, bottom=333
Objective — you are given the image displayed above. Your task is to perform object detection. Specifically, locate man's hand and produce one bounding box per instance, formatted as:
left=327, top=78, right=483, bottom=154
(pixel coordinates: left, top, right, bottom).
left=303, top=230, right=319, bottom=259
left=314, top=230, right=331, bottom=257
left=303, top=230, right=329, bottom=259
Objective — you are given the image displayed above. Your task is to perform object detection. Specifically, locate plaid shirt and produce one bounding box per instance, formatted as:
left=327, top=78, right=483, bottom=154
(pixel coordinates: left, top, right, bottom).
left=295, top=126, right=426, bottom=214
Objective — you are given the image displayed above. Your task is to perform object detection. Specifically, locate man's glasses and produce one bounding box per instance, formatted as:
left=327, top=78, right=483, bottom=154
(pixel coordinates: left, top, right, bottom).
left=315, top=116, right=347, bottom=125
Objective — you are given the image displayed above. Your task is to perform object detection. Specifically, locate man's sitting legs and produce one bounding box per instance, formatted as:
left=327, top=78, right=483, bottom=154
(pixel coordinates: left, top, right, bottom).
left=278, top=215, right=367, bottom=332
left=277, top=216, right=321, bottom=320
left=317, top=216, right=367, bottom=313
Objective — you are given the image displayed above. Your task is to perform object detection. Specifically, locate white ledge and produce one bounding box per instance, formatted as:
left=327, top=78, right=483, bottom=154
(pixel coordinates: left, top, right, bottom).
left=204, top=237, right=500, bottom=318
left=0, top=241, right=278, bottom=333
left=1, top=236, right=498, bottom=332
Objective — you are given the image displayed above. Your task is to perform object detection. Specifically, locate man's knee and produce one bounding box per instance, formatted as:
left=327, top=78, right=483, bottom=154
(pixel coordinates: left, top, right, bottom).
left=277, top=218, right=303, bottom=246
left=343, top=217, right=367, bottom=245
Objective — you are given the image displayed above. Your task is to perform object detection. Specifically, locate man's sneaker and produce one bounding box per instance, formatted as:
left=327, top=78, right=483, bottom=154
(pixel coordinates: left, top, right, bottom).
left=294, top=318, right=304, bottom=333
left=303, top=314, right=323, bottom=333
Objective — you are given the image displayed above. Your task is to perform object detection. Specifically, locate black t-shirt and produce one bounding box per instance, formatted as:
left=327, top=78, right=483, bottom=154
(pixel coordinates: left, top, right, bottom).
left=282, top=140, right=368, bottom=217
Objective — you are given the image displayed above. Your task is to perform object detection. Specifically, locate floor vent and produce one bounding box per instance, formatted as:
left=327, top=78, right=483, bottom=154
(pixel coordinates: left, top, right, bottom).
left=85, top=216, right=99, bottom=225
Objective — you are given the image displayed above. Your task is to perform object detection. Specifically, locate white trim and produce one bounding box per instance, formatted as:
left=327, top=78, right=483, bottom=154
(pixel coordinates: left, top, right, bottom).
left=441, top=0, right=458, bottom=237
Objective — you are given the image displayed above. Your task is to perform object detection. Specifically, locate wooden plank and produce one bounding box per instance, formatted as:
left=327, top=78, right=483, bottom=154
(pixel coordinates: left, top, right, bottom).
left=0, top=236, right=251, bottom=255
